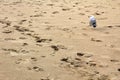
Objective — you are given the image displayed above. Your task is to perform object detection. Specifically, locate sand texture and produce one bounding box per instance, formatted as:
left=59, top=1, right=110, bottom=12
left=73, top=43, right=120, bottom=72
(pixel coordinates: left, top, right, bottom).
left=0, top=0, right=120, bottom=80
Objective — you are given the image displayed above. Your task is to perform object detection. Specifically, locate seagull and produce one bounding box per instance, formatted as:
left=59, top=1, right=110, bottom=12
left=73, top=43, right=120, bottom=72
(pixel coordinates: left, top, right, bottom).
left=89, top=15, right=97, bottom=28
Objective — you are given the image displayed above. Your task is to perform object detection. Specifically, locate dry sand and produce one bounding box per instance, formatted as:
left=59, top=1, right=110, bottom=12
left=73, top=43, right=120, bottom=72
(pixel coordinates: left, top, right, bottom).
left=0, top=0, right=120, bottom=80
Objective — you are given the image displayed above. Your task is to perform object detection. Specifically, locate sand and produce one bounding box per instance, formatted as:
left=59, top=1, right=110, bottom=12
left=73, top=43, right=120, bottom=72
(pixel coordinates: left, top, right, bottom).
left=0, top=0, right=120, bottom=80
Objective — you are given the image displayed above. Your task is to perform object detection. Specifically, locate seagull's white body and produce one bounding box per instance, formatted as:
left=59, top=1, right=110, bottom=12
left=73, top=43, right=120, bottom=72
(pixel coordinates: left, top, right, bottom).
left=89, top=16, right=97, bottom=28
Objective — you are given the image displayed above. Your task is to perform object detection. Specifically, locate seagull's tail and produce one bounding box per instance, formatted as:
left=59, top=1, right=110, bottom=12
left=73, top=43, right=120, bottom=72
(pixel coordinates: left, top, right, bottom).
left=93, top=23, right=96, bottom=28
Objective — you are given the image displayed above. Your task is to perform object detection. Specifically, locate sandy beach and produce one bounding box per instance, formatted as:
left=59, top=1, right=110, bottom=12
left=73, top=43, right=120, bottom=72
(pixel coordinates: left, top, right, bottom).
left=0, top=0, right=120, bottom=80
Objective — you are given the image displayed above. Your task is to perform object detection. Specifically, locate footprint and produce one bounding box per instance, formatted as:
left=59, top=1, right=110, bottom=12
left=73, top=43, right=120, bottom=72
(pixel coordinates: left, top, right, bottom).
left=32, top=66, right=44, bottom=72
left=50, top=45, right=59, bottom=51
left=75, top=57, right=81, bottom=61
left=115, top=25, right=120, bottom=27
left=86, top=61, right=97, bottom=67
left=61, top=57, right=69, bottom=62
left=94, top=11, right=104, bottom=15
left=50, top=45, right=67, bottom=51
left=2, top=48, right=18, bottom=52
left=15, top=58, right=23, bottom=64
left=118, top=68, right=120, bottom=72
left=22, top=43, right=28, bottom=46
left=31, top=57, right=37, bottom=61
left=95, top=12, right=101, bottom=15
left=62, top=8, right=71, bottom=11
left=2, top=30, right=12, bottom=34
left=0, top=19, right=11, bottom=26
left=13, top=25, right=32, bottom=32
left=4, top=38, right=16, bottom=41
left=30, top=14, right=43, bottom=17
left=15, top=58, right=30, bottom=64
left=57, top=45, right=67, bottom=49
left=40, top=78, right=50, bottom=80
left=61, top=57, right=84, bottom=68
left=47, top=4, right=54, bottom=6
left=74, top=2, right=79, bottom=5
left=52, top=11, right=59, bottom=14
left=73, top=5, right=76, bottom=7
left=2, top=48, right=29, bottom=55
left=79, top=13, right=85, bottom=15
left=77, top=52, right=93, bottom=58
left=36, top=38, right=52, bottom=43
left=36, top=44, right=42, bottom=47
left=18, top=19, right=27, bottom=25
left=110, top=59, right=119, bottom=62
left=20, top=49, right=29, bottom=54
left=91, top=38, right=102, bottom=42
left=107, top=25, right=113, bottom=28
left=77, top=52, right=85, bottom=57
left=45, top=25, right=54, bottom=30
left=68, top=17, right=72, bottom=20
